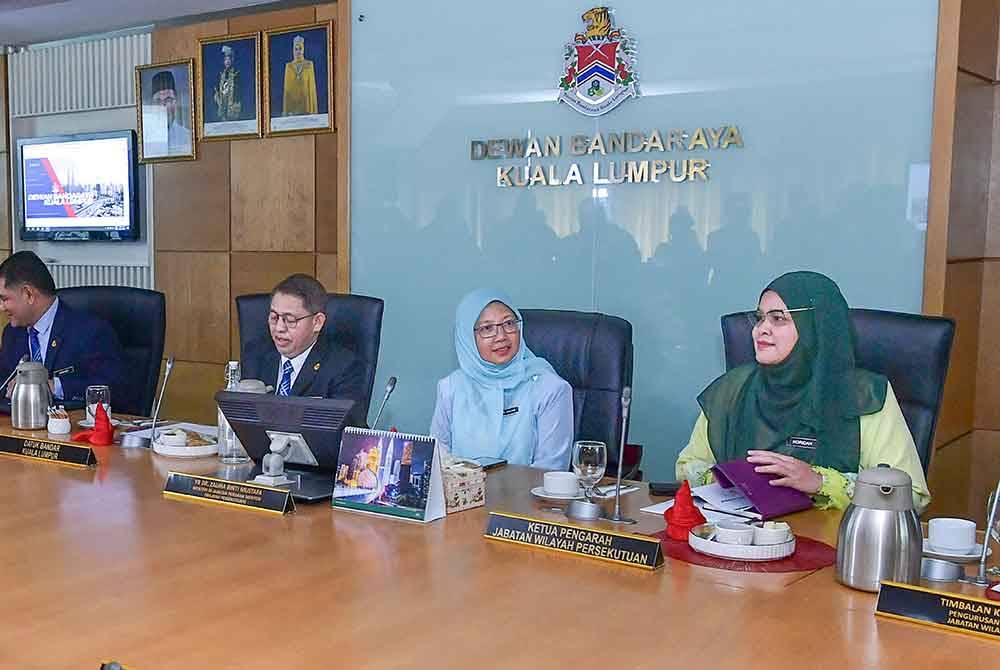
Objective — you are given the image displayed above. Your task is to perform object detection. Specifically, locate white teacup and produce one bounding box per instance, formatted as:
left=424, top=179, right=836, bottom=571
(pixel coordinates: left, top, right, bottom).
left=543, top=471, right=580, bottom=496
left=715, top=521, right=754, bottom=545
left=928, top=517, right=976, bottom=554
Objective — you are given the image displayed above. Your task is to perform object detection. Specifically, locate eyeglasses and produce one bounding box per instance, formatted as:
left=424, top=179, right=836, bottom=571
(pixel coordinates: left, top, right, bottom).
left=473, top=318, right=521, bottom=339
left=745, top=307, right=814, bottom=329
left=268, top=310, right=318, bottom=329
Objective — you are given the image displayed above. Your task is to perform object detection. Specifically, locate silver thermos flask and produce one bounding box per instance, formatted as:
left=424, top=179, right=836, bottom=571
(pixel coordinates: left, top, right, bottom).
left=11, top=361, right=53, bottom=430
left=836, top=464, right=922, bottom=592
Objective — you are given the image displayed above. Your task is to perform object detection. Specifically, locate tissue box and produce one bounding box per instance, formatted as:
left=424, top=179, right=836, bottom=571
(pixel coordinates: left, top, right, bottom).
left=442, top=458, right=486, bottom=513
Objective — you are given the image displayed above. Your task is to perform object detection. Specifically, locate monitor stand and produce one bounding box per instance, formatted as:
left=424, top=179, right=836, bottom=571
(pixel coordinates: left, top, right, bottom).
left=246, top=466, right=334, bottom=502
left=246, top=431, right=333, bottom=502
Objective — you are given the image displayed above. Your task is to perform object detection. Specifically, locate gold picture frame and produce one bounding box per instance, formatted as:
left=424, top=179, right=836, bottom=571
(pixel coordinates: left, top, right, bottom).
left=135, top=59, right=197, bottom=163
left=263, top=20, right=334, bottom=137
left=198, top=31, right=262, bottom=141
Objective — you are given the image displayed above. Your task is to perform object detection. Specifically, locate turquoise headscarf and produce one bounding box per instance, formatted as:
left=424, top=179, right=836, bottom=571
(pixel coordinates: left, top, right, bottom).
left=448, top=288, right=557, bottom=464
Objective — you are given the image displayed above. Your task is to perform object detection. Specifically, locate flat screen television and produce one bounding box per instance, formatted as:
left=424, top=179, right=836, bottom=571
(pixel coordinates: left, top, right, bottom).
left=17, top=130, right=139, bottom=242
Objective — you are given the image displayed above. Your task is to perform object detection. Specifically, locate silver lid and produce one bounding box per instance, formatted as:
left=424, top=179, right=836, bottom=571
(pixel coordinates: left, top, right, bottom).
left=15, top=360, right=49, bottom=384
left=853, top=464, right=914, bottom=511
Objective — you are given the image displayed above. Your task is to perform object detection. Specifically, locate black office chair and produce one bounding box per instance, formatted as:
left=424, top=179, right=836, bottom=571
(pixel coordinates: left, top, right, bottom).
left=235, top=293, right=385, bottom=415
left=56, top=286, right=166, bottom=417
left=521, top=309, right=637, bottom=475
left=720, top=308, right=955, bottom=474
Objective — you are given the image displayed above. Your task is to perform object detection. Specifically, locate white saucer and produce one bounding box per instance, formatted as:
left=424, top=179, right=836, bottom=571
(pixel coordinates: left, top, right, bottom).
left=77, top=418, right=122, bottom=428
left=922, top=539, right=991, bottom=563
left=152, top=439, right=219, bottom=458
left=530, top=486, right=584, bottom=501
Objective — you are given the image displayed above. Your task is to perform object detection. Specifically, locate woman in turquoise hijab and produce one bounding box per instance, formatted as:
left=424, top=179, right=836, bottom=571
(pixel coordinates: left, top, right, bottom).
left=676, top=271, right=930, bottom=511
left=430, top=289, right=574, bottom=470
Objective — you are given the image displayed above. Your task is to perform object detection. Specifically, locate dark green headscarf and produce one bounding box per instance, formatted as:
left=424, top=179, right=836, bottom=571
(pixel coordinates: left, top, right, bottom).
left=697, top=271, right=887, bottom=472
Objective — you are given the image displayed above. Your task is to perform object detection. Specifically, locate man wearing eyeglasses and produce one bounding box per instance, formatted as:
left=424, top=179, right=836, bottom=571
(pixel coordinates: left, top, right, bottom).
left=241, top=274, right=366, bottom=404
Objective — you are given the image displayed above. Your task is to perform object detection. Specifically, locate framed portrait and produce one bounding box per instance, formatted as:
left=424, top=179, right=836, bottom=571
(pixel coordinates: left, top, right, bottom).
left=135, top=59, right=197, bottom=163
left=263, top=21, right=334, bottom=136
left=198, top=32, right=262, bottom=140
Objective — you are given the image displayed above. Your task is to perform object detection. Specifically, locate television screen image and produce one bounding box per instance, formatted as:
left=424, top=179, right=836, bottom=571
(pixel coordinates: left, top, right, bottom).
left=18, top=131, right=138, bottom=241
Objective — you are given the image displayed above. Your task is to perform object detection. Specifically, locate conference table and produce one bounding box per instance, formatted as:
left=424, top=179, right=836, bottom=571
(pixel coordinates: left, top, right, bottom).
left=1, top=416, right=997, bottom=669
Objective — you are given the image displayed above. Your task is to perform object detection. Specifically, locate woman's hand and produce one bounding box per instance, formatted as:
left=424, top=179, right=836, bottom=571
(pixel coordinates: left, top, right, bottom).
left=746, top=450, right=822, bottom=494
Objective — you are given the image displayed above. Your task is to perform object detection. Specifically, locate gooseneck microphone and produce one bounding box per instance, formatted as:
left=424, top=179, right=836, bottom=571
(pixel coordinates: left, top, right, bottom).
left=607, top=386, right=636, bottom=524
left=371, top=376, right=397, bottom=430
left=150, top=356, right=175, bottom=443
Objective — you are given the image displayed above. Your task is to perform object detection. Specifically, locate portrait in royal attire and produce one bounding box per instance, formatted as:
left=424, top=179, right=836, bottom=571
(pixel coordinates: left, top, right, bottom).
left=199, top=32, right=261, bottom=140
left=264, top=21, right=333, bottom=136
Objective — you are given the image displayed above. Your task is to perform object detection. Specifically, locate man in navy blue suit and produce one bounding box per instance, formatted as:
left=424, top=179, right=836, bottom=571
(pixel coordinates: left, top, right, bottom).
left=241, top=274, right=367, bottom=407
left=0, top=251, right=126, bottom=403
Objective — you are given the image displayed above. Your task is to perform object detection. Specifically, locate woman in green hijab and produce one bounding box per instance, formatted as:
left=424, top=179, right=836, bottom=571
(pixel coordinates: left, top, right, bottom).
left=675, top=271, right=930, bottom=511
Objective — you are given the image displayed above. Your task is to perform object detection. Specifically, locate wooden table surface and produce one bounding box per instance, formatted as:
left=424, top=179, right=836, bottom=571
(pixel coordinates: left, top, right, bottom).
left=1, top=418, right=997, bottom=669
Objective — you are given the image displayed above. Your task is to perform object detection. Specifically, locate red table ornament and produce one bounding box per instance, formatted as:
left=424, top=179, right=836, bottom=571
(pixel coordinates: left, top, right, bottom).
left=664, top=480, right=706, bottom=541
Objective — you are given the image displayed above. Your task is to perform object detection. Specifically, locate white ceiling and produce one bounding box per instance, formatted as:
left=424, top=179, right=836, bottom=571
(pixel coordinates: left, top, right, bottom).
left=0, top=0, right=288, bottom=46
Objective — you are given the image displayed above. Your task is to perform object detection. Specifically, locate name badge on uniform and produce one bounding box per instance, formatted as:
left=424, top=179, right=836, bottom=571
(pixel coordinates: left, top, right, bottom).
left=53, top=365, right=75, bottom=377
left=787, top=436, right=818, bottom=450
left=503, top=406, right=519, bottom=416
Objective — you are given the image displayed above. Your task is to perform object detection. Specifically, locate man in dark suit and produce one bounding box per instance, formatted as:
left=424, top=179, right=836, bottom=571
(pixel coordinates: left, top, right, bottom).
left=0, top=251, right=126, bottom=403
left=241, top=274, right=366, bottom=406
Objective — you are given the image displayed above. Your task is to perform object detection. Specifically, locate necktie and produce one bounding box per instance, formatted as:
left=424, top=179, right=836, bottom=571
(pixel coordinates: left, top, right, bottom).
left=28, top=328, right=42, bottom=363
left=278, top=360, right=293, bottom=396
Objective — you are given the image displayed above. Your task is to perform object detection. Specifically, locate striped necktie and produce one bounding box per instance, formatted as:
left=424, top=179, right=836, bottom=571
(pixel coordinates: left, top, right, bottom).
left=277, top=359, right=294, bottom=396
left=28, top=327, right=42, bottom=363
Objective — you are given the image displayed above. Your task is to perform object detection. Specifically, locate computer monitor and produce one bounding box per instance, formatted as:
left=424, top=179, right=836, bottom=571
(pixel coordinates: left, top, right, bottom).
left=215, top=391, right=365, bottom=501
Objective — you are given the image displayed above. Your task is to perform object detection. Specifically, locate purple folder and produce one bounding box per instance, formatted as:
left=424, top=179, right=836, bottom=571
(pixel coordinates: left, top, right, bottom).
left=711, top=459, right=813, bottom=520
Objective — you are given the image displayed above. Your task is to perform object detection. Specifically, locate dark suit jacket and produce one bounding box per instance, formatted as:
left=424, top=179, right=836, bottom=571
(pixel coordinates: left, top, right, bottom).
left=0, top=300, right=127, bottom=402
left=241, top=332, right=368, bottom=408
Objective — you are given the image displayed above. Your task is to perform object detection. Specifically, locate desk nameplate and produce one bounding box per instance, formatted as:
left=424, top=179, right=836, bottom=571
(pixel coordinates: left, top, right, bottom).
left=0, top=433, right=96, bottom=467
left=484, top=511, right=664, bottom=570
left=163, top=472, right=295, bottom=515
left=876, top=581, right=1000, bottom=641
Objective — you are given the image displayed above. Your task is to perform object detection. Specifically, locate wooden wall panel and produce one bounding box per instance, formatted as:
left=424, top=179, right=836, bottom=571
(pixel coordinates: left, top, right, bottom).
left=229, top=251, right=316, bottom=356
left=315, top=253, right=338, bottom=292
left=231, top=136, right=316, bottom=252
left=157, top=360, right=225, bottom=425
left=947, top=72, right=992, bottom=261
left=334, top=0, right=350, bottom=290
left=229, top=6, right=316, bottom=33
left=156, top=252, right=231, bottom=363
left=958, top=0, right=1000, bottom=81
left=316, top=132, right=338, bottom=253
left=152, top=20, right=229, bottom=62
left=154, top=141, right=231, bottom=251
left=937, top=261, right=984, bottom=446
left=316, top=3, right=337, bottom=22
left=975, top=260, right=1000, bottom=429
left=924, top=0, right=962, bottom=314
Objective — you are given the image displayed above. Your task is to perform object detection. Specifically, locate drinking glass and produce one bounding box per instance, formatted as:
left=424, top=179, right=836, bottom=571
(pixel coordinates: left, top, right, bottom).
left=572, top=440, right=607, bottom=501
left=85, top=385, right=111, bottom=424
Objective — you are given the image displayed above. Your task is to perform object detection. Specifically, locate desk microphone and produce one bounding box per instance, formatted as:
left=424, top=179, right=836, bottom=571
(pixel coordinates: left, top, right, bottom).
left=607, top=386, right=635, bottom=524
left=150, top=356, right=175, bottom=443
left=371, top=376, right=397, bottom=429
left=2, top=355, right=29, bottom=393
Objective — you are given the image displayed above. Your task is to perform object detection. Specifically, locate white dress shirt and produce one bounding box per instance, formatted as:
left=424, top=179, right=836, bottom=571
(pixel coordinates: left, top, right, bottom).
left=276, top=340, right=316, bottom=392
left=30, top=298, right=63, bottom=399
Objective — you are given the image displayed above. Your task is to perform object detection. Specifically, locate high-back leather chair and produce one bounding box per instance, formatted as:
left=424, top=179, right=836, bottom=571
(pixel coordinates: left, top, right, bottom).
left=720, top=308, right=955, bottom=474
left=521, top=309, right=634, bottom=471
left=235, top=293, right=385, bottom=414
left=56, top=286, right=166, bottom=416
